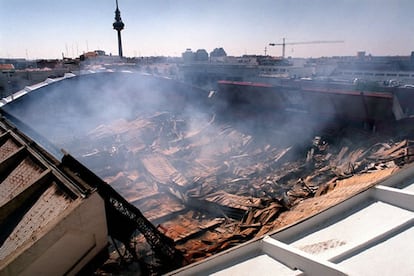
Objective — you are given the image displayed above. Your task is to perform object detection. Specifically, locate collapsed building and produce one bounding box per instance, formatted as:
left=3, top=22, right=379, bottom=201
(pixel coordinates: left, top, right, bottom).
left=1, top=72, right=414, bottom=275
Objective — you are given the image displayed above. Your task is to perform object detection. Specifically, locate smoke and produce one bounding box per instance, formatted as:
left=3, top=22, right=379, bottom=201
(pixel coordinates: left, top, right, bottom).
left=1, top=71, right=351, bottom=206
left=2, top=69, right=390, bottom=242
left=1, top=72, right=209, bottom=145
left=1, top=71, right=337, bottom=168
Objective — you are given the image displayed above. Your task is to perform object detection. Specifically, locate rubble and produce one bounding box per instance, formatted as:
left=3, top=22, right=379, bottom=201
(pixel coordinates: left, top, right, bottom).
left=61, top=108, right=414, bottom=273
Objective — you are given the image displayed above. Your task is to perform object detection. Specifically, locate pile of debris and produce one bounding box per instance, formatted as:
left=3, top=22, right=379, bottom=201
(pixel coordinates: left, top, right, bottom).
left=63, top=110, right=414, bottom=272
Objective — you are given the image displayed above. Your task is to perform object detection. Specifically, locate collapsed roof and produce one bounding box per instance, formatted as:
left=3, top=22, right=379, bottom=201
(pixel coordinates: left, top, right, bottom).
left=2, top=72, right=414, bottom=274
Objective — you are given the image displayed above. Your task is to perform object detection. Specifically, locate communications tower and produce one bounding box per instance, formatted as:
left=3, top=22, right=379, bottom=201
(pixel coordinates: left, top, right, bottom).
left=113, top=0, right=125, bottom=58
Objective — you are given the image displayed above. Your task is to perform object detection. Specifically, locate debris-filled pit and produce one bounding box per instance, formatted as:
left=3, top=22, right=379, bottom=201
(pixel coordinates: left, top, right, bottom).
left=3, top=72, right=414, bottom=275
left=83, top=111, right=413, bottom=274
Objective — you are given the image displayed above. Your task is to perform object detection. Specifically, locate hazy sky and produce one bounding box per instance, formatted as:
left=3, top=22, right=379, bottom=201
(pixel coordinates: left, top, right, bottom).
left=1, top=0, right=413, bottom=59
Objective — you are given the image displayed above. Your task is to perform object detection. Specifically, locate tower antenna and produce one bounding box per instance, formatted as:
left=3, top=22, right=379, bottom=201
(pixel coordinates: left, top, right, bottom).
left=113, top=0, right=125, bottom=58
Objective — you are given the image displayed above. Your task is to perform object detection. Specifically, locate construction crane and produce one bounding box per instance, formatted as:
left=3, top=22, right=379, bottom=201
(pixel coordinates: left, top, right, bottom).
left=269, top=38, right=344, bottom=58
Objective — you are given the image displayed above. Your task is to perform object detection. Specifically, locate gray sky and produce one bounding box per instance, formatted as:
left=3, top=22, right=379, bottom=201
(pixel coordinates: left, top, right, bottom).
left=1, top=0, right=413, bottom=59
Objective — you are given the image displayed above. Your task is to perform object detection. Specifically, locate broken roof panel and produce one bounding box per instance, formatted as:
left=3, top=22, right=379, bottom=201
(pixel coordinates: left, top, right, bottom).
left=169, top=167, right=414, bottom=275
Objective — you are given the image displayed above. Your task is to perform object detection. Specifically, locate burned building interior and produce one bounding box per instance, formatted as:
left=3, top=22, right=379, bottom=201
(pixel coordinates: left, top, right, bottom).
left=1, top=72, right=414, bottom=274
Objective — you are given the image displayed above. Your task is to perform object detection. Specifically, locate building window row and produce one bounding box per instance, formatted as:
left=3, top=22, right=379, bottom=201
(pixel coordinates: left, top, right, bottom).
left=338, top=71, right=414, bottom=78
